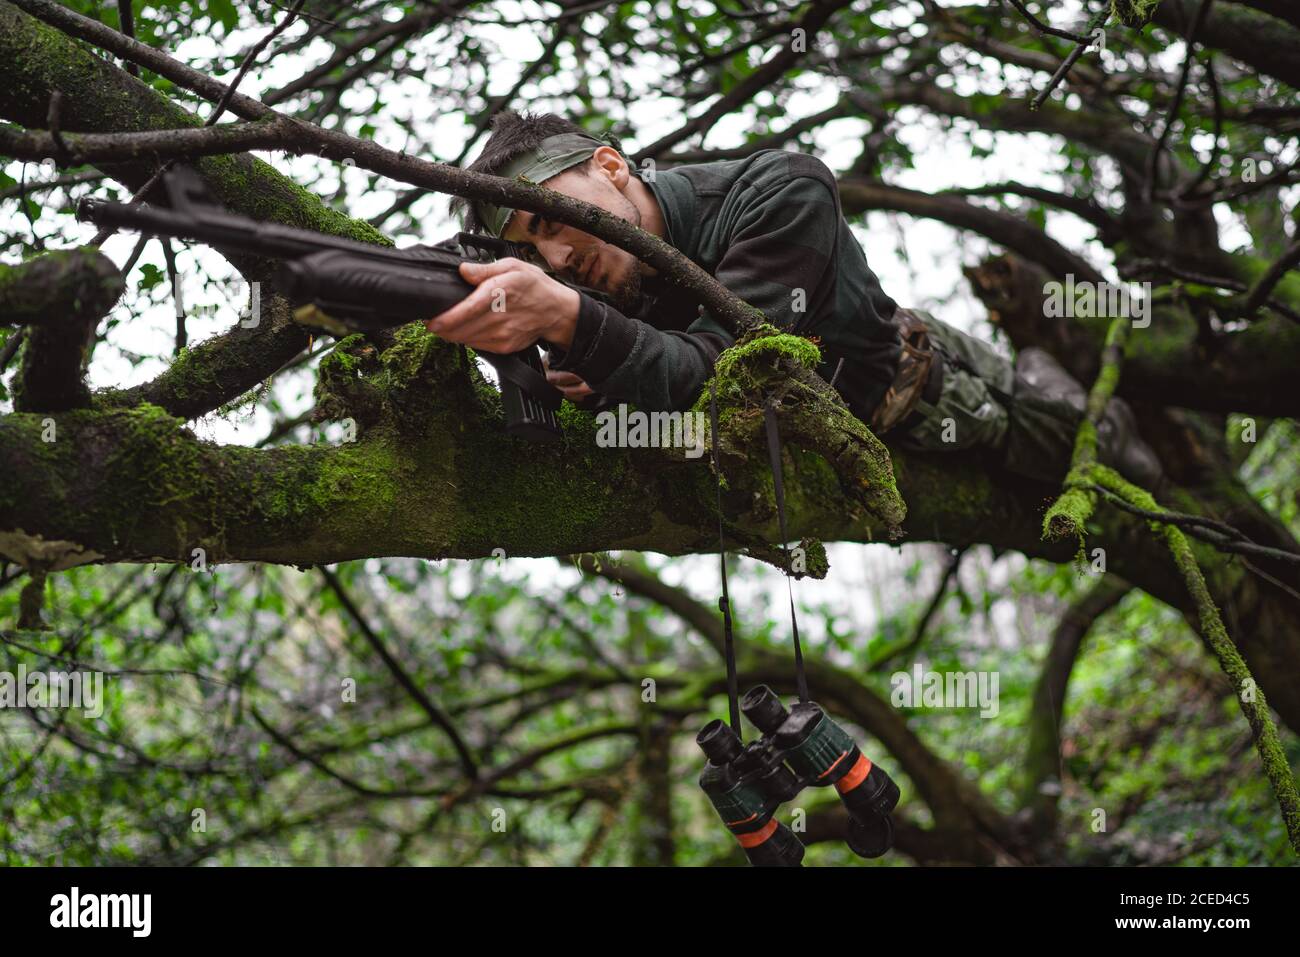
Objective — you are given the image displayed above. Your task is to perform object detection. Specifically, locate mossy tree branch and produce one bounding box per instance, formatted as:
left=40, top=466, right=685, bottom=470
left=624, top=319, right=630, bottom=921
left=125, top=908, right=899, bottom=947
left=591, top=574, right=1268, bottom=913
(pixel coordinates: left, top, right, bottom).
left=1092, top=465, right=1300, bottom=854
left=1042, top=317, right=1300, bottom=855
left=2, top=329, right=1296, bottom=727
left=0, top=248, right=124, bottom=412
left=1042, top=316, right=1129, bottom=546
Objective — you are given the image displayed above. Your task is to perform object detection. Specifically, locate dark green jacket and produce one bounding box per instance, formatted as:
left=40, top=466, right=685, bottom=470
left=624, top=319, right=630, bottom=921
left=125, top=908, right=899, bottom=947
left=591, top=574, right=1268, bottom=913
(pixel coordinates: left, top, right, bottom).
left=550, top=150, right=901, bottom=418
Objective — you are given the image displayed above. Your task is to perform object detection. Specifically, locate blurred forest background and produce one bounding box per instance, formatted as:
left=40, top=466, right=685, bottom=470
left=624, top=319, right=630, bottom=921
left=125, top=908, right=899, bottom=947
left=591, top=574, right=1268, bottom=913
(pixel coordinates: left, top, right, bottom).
left=1, top=0, right=1299, bottom=865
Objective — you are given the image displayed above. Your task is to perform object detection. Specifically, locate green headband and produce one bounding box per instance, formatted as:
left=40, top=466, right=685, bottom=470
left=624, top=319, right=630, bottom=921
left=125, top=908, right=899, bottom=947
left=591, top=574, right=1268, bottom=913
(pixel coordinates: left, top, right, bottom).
left=473, top=131, right=610, bottom=237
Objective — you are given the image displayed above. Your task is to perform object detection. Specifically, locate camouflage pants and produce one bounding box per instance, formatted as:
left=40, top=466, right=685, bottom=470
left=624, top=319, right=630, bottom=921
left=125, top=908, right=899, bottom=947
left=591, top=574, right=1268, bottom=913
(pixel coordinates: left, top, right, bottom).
left=893, top=312, right=1083, bottom=482
left=894, top=312, right=1015, bottom=453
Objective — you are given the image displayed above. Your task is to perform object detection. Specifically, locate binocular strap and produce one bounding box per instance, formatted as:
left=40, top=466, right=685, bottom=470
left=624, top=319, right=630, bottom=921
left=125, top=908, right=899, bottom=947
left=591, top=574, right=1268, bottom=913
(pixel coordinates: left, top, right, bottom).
left=763, top=402, right=810, bottom=705
left=709, top=383, right=742, bottom=737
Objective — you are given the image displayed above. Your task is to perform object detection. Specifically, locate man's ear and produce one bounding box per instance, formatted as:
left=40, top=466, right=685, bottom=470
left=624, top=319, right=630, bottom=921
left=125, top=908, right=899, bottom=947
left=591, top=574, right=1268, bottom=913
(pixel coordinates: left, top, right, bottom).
left=590, top=145, right=630, bottom=189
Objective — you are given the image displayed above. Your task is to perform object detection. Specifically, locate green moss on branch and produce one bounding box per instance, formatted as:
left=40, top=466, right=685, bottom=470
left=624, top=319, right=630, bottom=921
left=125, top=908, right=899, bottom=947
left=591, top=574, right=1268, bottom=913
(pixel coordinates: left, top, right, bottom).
left=1090, top=466, right=1300, bottom=853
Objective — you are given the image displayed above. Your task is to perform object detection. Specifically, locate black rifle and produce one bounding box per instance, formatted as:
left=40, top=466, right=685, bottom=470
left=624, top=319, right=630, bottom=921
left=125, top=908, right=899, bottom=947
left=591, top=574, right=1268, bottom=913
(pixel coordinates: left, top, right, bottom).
left=76, top=167, right=581, bottom=441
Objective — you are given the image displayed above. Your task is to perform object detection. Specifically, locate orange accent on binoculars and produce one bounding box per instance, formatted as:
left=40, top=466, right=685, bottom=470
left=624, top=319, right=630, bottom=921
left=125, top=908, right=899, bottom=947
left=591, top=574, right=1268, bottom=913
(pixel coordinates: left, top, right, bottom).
left=834, top=753, right=873, bottom=793
left=735, top=819, right=779, bottom=848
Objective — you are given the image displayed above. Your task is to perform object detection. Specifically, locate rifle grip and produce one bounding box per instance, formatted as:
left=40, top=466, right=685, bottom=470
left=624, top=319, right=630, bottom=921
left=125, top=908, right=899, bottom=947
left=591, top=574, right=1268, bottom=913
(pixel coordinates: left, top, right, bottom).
left=479, top=348, right=563, bottom=442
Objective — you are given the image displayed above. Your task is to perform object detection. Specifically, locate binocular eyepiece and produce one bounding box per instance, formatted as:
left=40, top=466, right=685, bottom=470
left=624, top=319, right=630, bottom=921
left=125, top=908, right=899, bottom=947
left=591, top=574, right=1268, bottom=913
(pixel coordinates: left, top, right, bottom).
left=697, top=685, right=901, bottom=866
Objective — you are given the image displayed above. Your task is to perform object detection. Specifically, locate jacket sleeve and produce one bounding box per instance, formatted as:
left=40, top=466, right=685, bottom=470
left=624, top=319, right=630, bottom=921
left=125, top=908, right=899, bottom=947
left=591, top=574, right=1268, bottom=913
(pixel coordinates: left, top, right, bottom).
left=547, top=293, right=731, bottom=411
left=549, top=175, right=841, bottom=411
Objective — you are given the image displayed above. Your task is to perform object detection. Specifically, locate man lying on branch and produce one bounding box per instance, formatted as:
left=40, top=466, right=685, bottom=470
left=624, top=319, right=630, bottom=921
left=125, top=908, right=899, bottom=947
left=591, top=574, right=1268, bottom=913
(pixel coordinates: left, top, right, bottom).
left=427, top=111, right=1162, bottom=488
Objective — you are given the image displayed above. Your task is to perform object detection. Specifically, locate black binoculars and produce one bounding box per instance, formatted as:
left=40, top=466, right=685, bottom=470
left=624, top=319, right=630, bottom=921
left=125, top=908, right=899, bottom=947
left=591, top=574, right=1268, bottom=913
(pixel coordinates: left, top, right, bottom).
left=696, top=685, right=900, bottom=866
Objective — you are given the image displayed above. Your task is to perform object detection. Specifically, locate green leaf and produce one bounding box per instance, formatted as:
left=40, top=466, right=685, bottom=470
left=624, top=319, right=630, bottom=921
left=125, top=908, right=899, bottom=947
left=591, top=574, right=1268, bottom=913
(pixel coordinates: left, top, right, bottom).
left=138, top=262, right=165, bottom=291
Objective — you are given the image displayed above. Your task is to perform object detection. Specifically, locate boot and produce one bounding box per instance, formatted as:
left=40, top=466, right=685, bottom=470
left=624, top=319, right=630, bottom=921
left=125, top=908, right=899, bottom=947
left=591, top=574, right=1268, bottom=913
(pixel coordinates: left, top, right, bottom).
left=1008, top=348, right=1164, bottom=489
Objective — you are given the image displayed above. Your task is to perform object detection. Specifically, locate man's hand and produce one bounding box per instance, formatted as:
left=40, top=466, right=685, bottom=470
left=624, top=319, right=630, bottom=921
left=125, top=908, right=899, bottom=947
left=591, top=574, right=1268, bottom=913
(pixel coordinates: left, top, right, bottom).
left=425, top=258, right=579, bottom=353
left=542, top=353, right=595, bottom=401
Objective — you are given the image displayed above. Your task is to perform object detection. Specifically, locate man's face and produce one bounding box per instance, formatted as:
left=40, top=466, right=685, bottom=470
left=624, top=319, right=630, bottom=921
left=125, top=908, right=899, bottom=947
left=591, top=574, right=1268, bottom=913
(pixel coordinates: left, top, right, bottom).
left=501, top=155, right=644, bottom=310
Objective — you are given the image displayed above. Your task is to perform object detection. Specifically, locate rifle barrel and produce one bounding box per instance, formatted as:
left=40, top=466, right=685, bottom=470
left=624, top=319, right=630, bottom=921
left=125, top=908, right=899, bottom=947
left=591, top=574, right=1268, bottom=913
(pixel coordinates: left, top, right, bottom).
left=75, top=197, right=460, bottom=269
